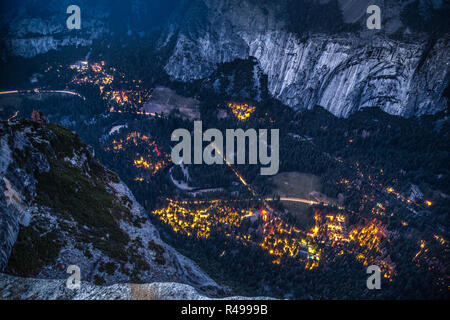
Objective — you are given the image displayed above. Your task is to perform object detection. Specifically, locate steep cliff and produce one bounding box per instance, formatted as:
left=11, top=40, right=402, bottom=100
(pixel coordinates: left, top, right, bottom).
left=2, top=0, right=449, bottom=117
left=1, top=0, right=180, bottom=58
left=1, top=0, right=110, bottom=58
left=0, top=118, right=220, bottom=294
left=162, top=0, right=450, bottom=117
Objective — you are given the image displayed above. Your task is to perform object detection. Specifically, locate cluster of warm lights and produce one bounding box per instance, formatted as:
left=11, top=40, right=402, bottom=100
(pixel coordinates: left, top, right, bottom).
left=68, top=61, right=151, bottom=114
left=413, top=240, right=427, bottom=261
left=152, top=200, right=321, bottom=267
left=227, top=102, right=256, bottom=121
left=91, top=62, right=103, bottom=73
left=337, top=164, right=422, bottom=231
left=259, top=230, right=319, bottom=267
left=371, top=202, right=386, bottom=216
left=152, top=200, right=254, bottom=239
left=433, top=234, right=446, bottom=245
left=385, top=186, right=412, bottom=204
left=333, top=162, right=442, bottom=280
left=307, top=213, right=347, bottom=244
left=152, top=195, right=401, bottom=277
left=69, top=60, right=89, bottom=72
left=341, top=162, right=416, bottom=210
left=325, top=214, right=348, bottom=243
left=412, top=237, right=447, bottom=274
left=112, top=90, right=129, bottom=104
left=347, top=220, right=394, bottom=279
left=104, top=89, right=152, bottom=113
left=306, top=211, right=394, bottom=279
left=149, top=156, right=403, bottom=277
left=133, top=154, right=168, bottom=175
left=70, top=61, right=112, bottom=86
left=153, top=194, right=397, bottom=276
left=105, top=131, right=169, bottom=176
left=259, top=210, right=320, bottom=267
left=134, top=157, right=151, bottom=169
left=108, top=132, right=152, bottom=152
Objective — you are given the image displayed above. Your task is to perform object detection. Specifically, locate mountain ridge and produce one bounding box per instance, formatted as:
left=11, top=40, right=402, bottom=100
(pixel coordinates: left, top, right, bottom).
left=0, top=117, right=223, bottom=296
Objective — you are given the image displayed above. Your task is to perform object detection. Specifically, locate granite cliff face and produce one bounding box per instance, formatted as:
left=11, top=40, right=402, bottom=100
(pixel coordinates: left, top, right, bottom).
left=242, top=33, right=449, bottom=117
left=1, top=0, right=110, bottom=58
left=0, top=119, right=220, bottom=294
left=2, top=0, right=449, bottom=118
left=162, top=0, right=450, bottom=117
left=1, top=0, right=179, bottom=58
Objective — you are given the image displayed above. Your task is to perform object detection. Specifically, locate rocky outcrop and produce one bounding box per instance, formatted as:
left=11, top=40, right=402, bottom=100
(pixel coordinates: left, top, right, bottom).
left=161, top=0, right=450, bottom=118
left=1, top=0, right=177, bottom=58
left=8, top=37, right=94, bottom=59
left=2, top=0, right=110, bottom=58
left=0, top=273, right=273, bottom=300
left=0, top=119, right=221, bottom=294
left=0, top=121, right=48, bottom=271
left=242, top=33, right=449, bottom=117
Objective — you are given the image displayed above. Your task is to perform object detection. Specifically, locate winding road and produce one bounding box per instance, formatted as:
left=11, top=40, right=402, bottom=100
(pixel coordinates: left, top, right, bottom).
left=0, top=89, right=85, bottom=100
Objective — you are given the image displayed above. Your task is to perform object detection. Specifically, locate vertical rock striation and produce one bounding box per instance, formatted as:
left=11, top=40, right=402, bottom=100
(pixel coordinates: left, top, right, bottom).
left=162, top=0, right=450, bottom=117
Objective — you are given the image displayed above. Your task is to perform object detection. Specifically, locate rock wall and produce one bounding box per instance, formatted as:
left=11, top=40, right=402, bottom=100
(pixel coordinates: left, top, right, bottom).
left=0, top=119, right=220, bottom=294
left=162, top=0, right=450, bottom=117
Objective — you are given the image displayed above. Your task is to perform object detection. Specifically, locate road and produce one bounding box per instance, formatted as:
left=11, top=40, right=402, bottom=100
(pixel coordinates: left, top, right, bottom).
left=0, top=89, right=85, bottom=100
left=170, top=196, right=341, bottom=208
left=176, top=142, right=343, bottom=210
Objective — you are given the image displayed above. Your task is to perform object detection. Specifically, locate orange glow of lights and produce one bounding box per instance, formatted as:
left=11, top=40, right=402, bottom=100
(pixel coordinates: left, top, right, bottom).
left=227, top=102, right=256, bottom=121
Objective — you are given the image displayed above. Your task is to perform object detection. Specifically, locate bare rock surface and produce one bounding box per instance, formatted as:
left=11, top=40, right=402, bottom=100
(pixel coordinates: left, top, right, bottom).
left=0, top=273, right=273, bottom=300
